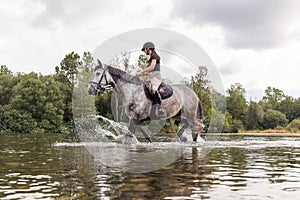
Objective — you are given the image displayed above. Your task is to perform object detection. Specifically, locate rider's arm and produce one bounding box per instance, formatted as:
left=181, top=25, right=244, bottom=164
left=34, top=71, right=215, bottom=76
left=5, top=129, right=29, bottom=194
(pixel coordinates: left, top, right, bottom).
left=137, top=59, right=156, bottom=76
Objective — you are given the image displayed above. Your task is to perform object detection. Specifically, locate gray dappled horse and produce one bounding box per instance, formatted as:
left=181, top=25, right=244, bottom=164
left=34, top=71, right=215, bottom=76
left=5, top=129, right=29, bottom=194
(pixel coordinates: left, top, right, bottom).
left=88, top=60, right=204, bottom=143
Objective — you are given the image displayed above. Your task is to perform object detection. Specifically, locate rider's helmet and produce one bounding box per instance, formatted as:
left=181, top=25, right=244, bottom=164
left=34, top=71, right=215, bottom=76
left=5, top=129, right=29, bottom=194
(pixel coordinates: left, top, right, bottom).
left=141, top=42, right=155, bottom=51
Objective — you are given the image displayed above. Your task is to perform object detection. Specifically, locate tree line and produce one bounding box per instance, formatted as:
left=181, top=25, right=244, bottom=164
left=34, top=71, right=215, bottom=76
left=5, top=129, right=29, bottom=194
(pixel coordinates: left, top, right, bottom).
left=223, top=84, right=300, bottom=133
left=0, top=52, right=92, bottom=133
left=1, top=52, right=300, bottom=133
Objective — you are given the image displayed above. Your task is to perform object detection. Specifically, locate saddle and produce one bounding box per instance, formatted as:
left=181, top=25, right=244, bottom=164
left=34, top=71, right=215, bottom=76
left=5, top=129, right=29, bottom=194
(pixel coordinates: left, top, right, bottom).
left=143, top=81, right=173, bottom=101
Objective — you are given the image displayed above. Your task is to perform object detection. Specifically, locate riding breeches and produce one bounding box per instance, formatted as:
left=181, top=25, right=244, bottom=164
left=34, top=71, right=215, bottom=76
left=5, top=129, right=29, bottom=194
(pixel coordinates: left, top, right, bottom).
left=149, top=71, right=162, bottom=94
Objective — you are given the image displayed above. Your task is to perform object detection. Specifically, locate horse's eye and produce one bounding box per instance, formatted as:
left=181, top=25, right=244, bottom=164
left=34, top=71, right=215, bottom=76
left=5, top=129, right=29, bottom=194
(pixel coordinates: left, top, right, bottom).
left=96, top=72, right=101, bottom=76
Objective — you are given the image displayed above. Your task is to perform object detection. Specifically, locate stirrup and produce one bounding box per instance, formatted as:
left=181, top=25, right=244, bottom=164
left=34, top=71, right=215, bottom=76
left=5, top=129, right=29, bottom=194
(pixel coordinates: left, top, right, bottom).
left=157, top=106, right=166, bottom=116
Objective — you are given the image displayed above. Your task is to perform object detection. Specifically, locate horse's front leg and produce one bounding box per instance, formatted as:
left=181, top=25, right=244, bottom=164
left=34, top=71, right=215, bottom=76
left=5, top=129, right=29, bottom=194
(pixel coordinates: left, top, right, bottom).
left=128, top=119, right=137, bottom=136
left=139, top=124, right=152, bottom=143
left=129, top=120, right=151, bottom=143
left=122, top=120, right=138, bottom=144
left=176, top=120, right=188, bottom=142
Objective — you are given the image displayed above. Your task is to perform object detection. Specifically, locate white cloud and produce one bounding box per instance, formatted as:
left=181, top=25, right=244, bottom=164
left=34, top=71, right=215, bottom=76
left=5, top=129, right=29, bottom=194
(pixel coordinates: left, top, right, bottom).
left=171, top=0, right=300, bottom=49
left=0, top=0, right=300, bottom=99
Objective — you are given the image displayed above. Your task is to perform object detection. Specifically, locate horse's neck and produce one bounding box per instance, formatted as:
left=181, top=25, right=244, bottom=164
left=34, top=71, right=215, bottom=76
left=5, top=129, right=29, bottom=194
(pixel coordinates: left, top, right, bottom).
left=107, top=67, right=144, bottom=102
left=114, top=79, right=137, bottom=100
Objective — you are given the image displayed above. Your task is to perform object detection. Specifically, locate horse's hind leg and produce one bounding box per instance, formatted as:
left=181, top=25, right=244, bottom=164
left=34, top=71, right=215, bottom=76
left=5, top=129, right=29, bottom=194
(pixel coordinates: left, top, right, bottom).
left=191, top=131, right=198, bottom=142
left=176, top=120, right=188, bottom=142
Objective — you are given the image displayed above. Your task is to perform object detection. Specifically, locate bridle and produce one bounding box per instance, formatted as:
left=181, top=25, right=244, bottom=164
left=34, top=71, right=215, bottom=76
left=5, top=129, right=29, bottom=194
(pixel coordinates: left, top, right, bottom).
left=89, top=70, right=113, bottom=91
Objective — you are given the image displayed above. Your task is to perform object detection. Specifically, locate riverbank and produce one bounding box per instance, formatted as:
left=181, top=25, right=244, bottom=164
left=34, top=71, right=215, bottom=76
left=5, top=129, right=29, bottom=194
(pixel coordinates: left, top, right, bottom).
left=244, top=129, right=299, bottom=133
left=221, top=132, right=300, bottom=137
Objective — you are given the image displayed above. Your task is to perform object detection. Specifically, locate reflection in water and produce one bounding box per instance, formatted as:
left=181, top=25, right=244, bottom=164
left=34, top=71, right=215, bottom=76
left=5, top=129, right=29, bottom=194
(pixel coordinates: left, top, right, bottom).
left=0, top=134, right=300, bottom=199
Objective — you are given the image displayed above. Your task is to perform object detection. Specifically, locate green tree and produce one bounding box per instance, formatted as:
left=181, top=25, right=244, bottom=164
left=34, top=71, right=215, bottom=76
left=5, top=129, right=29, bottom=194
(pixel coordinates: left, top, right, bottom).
left=188, top=66, right=212, bottom=122
left=260, top=87, right=285, bottom=110
left=81, top=52, right=93, bottom=72
left=263, top=109, right=288, bottom=129
left=278, top=96, right=300, bottom=122
left=226, top=83, right=248, bottom=125
left=209, top=107, right=226, bottom=133
left=223, top=112, right=233, bottom=133
left=0, top=65, right=12, bottom=75
left=0, top=75, right=16, bottom=105
left=73, top=64, right=96, bottom=119
left=291, top=98, right=300, bottom=120
left=95, top=92, right=113, bottom=119
left=246, top=100, right=264, bottom=130
left=0, top=105, right=36, bottom=133
left=9, top=73, right=65, bottom=132
left=55, top=52, right=81, bottom=86
left=54, top=52, right=90, bottom=125
left=231, top=119, right=244, bottom=133
left=0, top=66, right=20, bottom=105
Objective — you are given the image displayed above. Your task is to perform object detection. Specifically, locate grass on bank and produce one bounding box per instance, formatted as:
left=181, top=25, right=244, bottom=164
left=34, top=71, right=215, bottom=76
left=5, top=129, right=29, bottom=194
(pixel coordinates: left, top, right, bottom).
left=242, top=129, right=300, bottom=134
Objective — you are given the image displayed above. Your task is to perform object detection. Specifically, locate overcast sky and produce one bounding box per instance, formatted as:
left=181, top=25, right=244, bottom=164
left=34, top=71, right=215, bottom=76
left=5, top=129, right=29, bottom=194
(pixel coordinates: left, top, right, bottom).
left=1, top=0, right=300, bottom=100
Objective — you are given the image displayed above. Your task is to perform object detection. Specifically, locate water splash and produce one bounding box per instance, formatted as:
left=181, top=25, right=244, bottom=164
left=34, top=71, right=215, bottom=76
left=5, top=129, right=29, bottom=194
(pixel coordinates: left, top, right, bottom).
left=72, top=114, right=209, bottom=173
left=75, top=115, right=139, bottom=144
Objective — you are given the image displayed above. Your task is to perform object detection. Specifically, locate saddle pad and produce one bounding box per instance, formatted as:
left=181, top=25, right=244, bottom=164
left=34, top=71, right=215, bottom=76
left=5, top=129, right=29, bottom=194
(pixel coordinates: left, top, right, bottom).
left=158, top=83, right=173, bottom=99
left=143, top=83, right=173, bottom=100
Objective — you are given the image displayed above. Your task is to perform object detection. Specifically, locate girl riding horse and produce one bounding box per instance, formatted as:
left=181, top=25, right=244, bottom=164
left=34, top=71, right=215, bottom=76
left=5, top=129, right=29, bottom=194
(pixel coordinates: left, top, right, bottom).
left=136, top=42, right=165, bottom=116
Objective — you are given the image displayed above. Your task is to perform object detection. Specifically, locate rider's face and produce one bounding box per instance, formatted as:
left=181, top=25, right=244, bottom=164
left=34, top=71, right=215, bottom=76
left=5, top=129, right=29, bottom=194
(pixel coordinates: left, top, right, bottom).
left=143, top=49, right=148, bottom=55
left=144, top=48, right=152, bottom=55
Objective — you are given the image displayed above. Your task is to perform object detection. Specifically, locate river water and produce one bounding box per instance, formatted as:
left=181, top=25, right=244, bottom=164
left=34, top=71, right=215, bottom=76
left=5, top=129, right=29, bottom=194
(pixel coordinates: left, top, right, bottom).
left=0, top=133, right=300, bottom=199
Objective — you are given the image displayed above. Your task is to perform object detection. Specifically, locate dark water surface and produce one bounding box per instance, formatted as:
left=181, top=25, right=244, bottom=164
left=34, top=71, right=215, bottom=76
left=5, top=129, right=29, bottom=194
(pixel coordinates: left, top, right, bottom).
left=1, top=133, right=300, bottom=199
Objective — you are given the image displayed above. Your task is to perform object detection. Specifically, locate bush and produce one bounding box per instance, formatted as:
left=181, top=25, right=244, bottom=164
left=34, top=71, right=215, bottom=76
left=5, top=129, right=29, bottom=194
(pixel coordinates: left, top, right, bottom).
left=287, top=119, right=300, bottom=133
left=231, top=119, right=244, bottom=133
left=0, top=105, right=37, bottom=133
left=223, top=112, right=233, bottom=133
left=263, top=109, right=288, bottom=129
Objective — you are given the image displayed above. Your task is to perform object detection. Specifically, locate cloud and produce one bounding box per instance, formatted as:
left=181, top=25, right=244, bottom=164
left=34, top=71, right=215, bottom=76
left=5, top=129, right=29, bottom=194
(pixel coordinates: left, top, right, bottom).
left=171, top=0, right=299, bottom=49
left=1, top=0, right=299, bottom=99
left=31, top=0, right=124, bottom=29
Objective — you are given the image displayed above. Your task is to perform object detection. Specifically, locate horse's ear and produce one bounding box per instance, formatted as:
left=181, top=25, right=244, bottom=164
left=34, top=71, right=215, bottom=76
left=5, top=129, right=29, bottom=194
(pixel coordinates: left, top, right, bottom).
left=97, top=59, right=103, bottom=69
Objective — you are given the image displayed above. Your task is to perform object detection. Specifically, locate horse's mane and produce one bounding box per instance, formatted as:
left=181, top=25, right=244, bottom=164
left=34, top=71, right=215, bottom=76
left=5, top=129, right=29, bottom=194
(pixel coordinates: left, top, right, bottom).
left=106, top=65, right=144, bottom=85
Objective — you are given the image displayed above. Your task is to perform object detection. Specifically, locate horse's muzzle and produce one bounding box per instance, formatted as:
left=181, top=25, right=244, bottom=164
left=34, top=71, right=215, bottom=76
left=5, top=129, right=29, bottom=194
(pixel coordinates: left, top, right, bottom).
left=87, top=84, right=113, bottom=95
left=87, top=84, right=97, bottom=95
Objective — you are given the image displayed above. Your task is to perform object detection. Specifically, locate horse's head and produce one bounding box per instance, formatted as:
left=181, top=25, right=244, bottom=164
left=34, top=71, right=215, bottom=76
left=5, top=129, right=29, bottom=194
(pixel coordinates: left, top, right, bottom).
left=87, top=60, right=115, bottom=95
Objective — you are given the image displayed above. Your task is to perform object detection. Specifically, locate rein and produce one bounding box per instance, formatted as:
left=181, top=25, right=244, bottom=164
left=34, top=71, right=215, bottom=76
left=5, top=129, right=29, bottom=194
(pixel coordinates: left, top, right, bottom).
left=90, top=66, right=144, bottom=92
left=89, top=70, right=113, bottom=91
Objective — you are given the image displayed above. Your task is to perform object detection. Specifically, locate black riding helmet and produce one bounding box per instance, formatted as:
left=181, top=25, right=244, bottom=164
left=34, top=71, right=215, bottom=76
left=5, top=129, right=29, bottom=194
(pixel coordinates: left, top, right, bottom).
left=141, top=42, right=155, bottom=51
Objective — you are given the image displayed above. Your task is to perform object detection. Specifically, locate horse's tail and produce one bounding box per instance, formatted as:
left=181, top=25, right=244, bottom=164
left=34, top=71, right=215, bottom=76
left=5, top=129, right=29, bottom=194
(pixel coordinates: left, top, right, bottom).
left=197, top=99, right=204, bottom=120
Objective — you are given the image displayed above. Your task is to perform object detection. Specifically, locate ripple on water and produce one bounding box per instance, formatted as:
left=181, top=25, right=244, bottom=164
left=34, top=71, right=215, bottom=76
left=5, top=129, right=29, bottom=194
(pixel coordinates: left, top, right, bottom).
left=2, top=133, right=300, bottom=200
left=0, top=172, right=59, bottom=200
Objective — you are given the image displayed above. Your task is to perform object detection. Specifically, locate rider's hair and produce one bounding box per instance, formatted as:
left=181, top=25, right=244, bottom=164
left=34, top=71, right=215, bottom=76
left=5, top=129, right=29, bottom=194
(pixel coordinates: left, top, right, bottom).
left=151, top=49, right=161, bottom=60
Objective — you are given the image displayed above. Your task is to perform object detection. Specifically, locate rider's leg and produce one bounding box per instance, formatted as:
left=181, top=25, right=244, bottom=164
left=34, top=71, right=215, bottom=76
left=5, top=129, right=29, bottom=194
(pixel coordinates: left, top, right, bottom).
left=149, top=71, right=165, bottom=116
left=154, top=90, right=165, bottom=116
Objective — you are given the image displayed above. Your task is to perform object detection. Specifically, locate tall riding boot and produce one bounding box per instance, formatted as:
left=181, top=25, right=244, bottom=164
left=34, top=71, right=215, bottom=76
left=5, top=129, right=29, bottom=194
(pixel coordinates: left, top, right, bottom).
left=154, top=91, right=165, bottom=116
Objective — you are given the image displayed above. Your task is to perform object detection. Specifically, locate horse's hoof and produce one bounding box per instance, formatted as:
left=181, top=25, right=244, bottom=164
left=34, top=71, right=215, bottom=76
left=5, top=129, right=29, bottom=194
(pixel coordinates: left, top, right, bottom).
left=193, top=137, right=198, bottom=142
left=123, top=134, right=138, bottom=144
left=125, top=133, right=133, bottom=138
left=180, top=136, right=187, bottom=143
left=146, top=138, right=152, bottom=143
